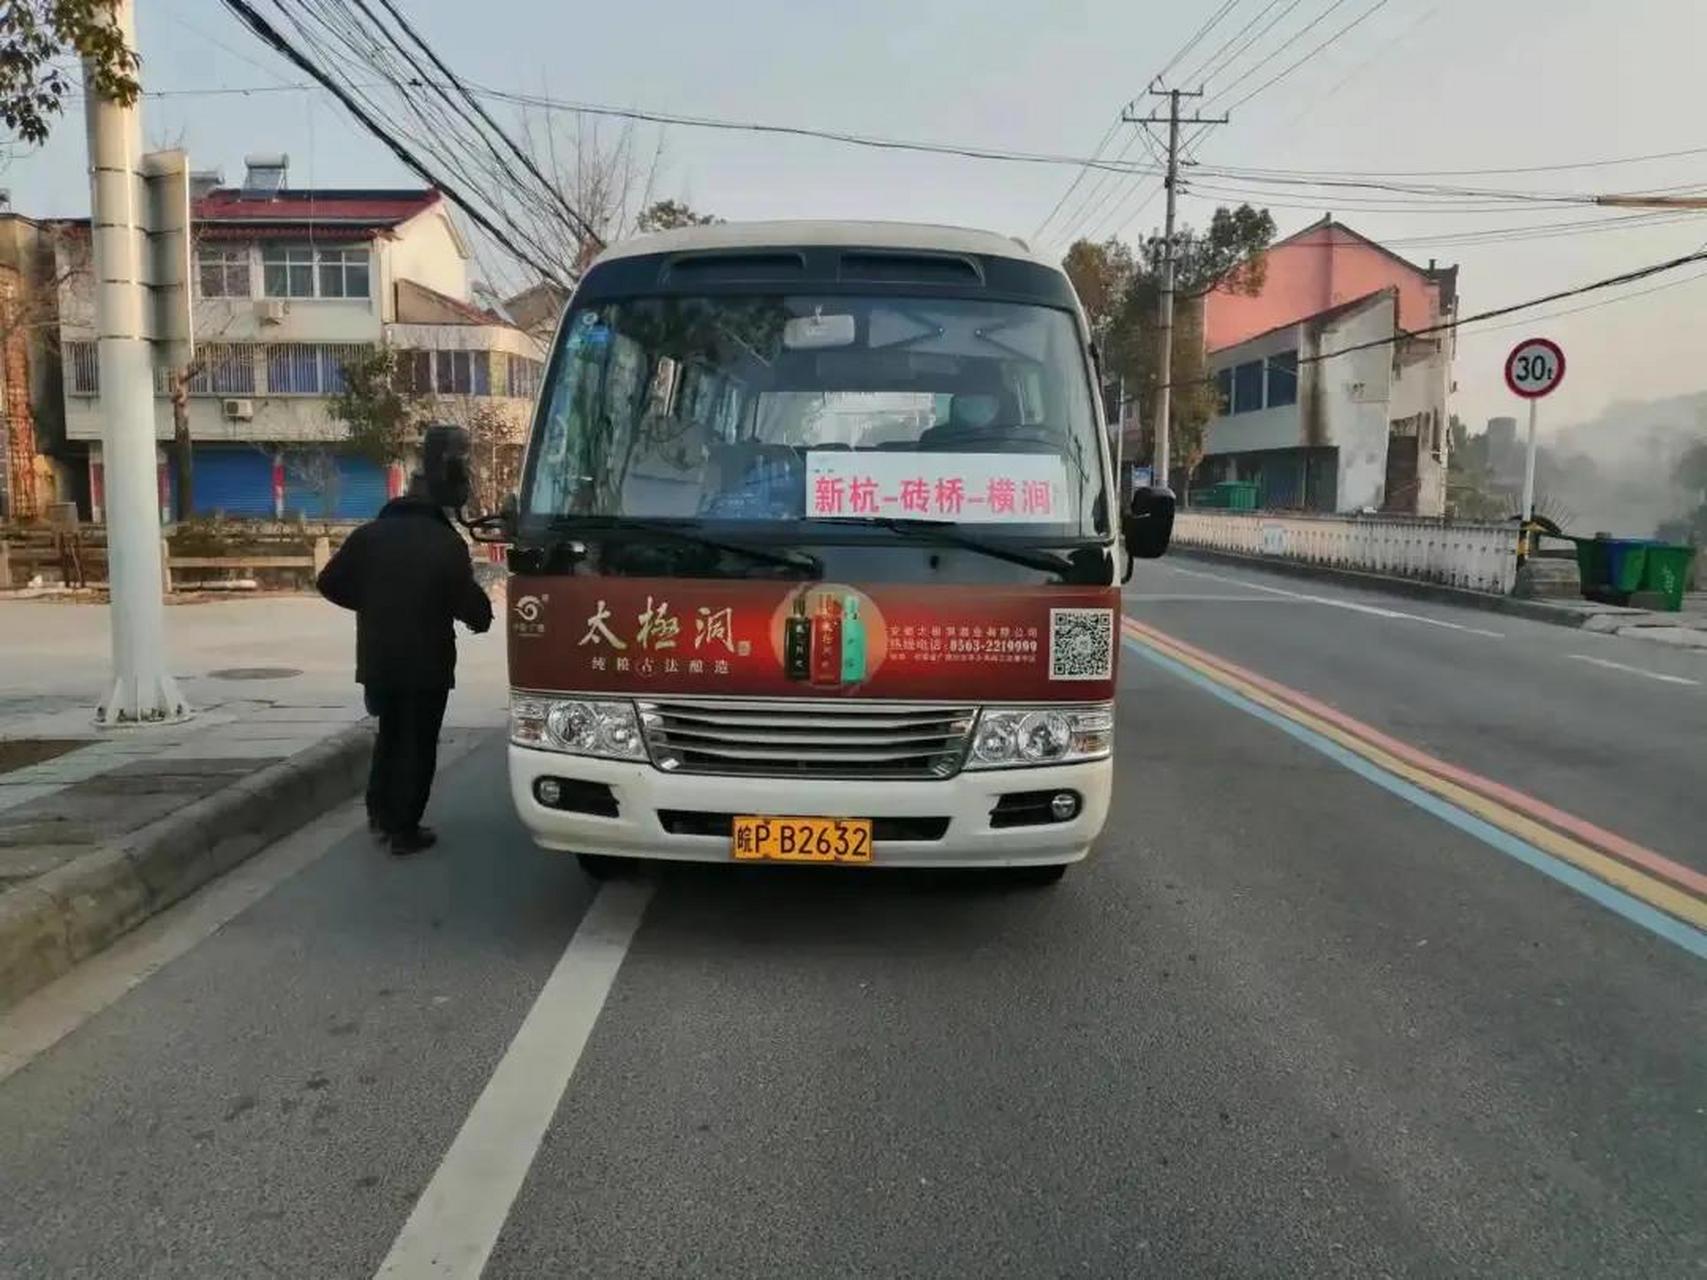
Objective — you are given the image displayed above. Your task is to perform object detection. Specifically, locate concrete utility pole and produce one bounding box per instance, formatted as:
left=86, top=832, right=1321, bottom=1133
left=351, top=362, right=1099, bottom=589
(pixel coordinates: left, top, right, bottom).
left=1126, top=88, right=1226, bottom=493
left=84, top=0, right=189, bottom=725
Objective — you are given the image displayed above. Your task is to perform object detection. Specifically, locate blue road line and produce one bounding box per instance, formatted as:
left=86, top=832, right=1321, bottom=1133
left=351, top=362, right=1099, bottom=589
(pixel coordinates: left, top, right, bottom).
left=1123, top=637, right=1707, bottom=962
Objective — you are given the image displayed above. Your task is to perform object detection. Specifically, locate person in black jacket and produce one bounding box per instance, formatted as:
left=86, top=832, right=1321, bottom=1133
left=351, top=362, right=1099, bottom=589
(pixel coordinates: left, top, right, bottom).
left=317, top=427, right=493, bottom=855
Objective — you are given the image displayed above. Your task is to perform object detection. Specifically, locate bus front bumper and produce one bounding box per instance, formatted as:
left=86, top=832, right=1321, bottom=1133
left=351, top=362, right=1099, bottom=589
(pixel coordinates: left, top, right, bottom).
left=508, top=745, right=1112, bottom=868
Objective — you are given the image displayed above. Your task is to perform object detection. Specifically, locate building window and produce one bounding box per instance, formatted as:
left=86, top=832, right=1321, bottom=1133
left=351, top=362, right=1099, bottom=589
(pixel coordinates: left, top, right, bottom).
left=263, top=343, right=374, bottom=394
left=1266, top=349, right=1298, bottom=408
left=433, top=349, right=490, bottom=395
left=262, top=245, right=369, bottom=299
left=507, top=353, right=543, bottom=399
left=196, top=247, right=251, bottom=298
left=66, top=340, right=99, bottom=394
left=1232, top=360, right=1265, bottom=414
left=1214, top=367, right=1232, bottom=413
left=189, top=343, right=259, bottom=395
left=398, top=349, right=433, bottom=394
left=317, top=249, right=370, bottom=299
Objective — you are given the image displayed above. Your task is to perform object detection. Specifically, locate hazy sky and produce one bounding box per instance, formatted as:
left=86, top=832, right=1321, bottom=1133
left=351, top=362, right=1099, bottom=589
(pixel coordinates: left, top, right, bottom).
left=9, top=0, right=1707, bottom=435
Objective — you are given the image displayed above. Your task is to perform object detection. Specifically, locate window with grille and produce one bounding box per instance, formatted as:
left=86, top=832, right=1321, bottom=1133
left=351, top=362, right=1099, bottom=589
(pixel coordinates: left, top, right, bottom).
left=196, top=248, right=252, bottom=298
left=262, top=246, right=369, bottom=299
left=190, top=344, right=259, bottom=395
left=506, top=353, right=543, bottom=399
left=65, top=341, right=99, bottom=394
left=264, top=343, right=373, bottom=394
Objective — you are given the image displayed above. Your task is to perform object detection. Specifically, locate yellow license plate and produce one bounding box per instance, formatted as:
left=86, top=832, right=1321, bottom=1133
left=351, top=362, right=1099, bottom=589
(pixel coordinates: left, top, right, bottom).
left=732, top=816, right=873, bottom=864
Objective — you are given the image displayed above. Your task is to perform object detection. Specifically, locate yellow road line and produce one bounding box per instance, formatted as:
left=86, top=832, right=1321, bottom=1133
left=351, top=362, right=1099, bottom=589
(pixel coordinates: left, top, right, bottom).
left=1123, top=620, right=1707, bottom=931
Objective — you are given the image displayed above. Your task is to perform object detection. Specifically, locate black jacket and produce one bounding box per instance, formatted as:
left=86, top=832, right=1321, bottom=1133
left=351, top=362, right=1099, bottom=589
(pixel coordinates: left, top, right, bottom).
left=317, top=497, right=493, bottom=690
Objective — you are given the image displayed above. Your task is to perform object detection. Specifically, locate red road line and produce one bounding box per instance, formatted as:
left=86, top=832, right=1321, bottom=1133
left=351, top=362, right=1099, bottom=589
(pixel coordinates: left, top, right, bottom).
left=1123, top=615, right=1707, bottom=900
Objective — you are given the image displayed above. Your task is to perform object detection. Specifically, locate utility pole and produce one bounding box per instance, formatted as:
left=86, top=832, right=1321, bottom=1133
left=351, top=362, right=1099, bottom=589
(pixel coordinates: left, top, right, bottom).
left=1125, top=87, right=1226, bottom=493
left=84, top=0, right=190, bottom=726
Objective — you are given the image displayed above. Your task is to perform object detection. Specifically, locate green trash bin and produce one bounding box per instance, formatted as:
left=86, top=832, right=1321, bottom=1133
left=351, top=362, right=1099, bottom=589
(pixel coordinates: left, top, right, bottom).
left=1572, top=537, right=1610, bottom=594
left=1604, top=539, right=1651, bottom=594
left=1640, top=544, right=1697, bottom=611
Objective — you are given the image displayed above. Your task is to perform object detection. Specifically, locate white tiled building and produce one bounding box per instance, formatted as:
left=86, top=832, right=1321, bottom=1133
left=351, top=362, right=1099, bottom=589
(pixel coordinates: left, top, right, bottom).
left=54, top=158, right=545, bottom=520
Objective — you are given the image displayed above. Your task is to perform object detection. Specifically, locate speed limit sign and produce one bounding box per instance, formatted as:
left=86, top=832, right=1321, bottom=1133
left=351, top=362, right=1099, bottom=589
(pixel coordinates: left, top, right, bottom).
left=1504, top=337, right=1565, bottom=399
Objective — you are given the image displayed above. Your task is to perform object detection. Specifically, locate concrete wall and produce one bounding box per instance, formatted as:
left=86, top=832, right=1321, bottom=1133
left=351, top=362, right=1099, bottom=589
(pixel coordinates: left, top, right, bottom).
left=1314, top=295, right=1395, bottom=512
left=1173, top=509, right=1518, bottom=594
left=383, top=210, right=469, bottom=307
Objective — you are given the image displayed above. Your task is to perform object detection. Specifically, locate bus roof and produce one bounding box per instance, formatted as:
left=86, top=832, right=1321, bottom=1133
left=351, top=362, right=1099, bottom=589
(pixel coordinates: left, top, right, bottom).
left=590, top=220, right=1057, bottom=271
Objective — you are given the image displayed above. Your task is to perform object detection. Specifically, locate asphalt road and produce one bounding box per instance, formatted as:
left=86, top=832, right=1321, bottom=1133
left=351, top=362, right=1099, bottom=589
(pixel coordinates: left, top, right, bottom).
left=2, top=558, right=1703, bottom=1278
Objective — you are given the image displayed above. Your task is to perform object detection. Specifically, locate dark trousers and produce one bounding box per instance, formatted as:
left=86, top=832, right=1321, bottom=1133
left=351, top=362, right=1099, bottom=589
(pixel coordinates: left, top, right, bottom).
left=363, top=686, right=450, bottom=835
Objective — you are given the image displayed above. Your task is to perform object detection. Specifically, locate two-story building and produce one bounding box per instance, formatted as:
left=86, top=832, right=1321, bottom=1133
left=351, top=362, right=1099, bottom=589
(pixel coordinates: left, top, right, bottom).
left=53, top=157, right=545, bottom=520
left=1195, top=218, right=1457, bottom=515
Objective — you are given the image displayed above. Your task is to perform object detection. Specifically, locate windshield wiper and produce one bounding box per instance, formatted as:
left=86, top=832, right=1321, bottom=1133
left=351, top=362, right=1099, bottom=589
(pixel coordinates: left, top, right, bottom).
left=833, top=517, right=1079, bottom=577
left=549, top=516, right=821, bottom=576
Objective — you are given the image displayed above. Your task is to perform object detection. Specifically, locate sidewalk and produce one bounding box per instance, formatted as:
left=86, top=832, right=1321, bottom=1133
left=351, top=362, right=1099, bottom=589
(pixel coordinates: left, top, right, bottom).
left=0, top=594, right=507, bottom=1009
left=1170, top=546, right=1707, bottom=650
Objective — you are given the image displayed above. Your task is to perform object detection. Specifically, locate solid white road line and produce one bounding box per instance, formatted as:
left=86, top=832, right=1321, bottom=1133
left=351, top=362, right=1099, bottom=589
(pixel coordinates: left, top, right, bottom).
left=1159, top=563, right=1507, bottom=638
left=374, top=878, right=654, bottom=1280
left=1567, top=654, right=1700, bottom=686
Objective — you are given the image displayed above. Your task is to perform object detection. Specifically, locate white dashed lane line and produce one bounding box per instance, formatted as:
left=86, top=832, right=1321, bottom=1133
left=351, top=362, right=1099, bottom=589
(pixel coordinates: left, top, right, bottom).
left=1566, top=654, right=1700, bottom=687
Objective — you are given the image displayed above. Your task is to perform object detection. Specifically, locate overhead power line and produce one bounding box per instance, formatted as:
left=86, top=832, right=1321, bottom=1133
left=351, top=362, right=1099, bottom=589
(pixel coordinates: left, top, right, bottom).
left=216, top=0, right=570, bottom=286
left=1037, top=0, right=1249, bottom=243
left=1301, top=245, right=1707, bottom=365
left=1221, top=0, right=1395, bottom=115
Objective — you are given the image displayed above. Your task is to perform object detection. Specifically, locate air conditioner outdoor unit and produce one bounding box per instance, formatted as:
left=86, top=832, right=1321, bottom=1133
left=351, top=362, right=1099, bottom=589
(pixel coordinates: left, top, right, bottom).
left=255, top=299, right=288, bottom=324
left=222, top=398, right=255, bottom=421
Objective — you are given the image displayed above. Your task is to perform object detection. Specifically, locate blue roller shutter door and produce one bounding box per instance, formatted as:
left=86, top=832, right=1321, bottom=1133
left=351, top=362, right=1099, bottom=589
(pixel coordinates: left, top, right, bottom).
left=282, top=452, right=388, bottom=519
left=191, top=446, right=275, bottom=518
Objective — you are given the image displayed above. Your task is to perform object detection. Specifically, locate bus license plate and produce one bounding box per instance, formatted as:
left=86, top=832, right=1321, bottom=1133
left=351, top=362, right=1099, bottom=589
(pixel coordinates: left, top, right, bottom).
left=732, top=816, right=873, bottom=864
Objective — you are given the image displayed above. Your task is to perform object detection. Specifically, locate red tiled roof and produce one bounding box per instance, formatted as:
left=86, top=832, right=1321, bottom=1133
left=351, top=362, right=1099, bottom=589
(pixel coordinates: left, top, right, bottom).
left=192, top=188, right=440, bottom=225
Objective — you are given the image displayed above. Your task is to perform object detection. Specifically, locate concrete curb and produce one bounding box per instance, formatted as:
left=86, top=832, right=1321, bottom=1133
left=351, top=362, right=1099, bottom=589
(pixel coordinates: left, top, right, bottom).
left=1168, top=547, right=1601, bottom=629
left=0, top=722, right=373, bottom=1012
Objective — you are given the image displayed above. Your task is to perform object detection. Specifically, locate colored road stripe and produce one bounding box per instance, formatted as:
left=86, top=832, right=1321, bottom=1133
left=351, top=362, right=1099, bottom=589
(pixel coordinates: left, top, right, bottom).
left=1121, top=623, right=1707, bottom=950
left=1120, top=635, right=1707, bottom=961
left=1125, top=616, right=1707, bottom=901
left=1124, top=619, right=1707, bottom=927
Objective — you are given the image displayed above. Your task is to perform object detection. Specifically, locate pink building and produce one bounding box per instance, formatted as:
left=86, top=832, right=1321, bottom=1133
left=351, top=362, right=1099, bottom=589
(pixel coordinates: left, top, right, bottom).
left=1196, top=219, right=1458, bottom=516
left=1204, top=217, right=1456, bottom=353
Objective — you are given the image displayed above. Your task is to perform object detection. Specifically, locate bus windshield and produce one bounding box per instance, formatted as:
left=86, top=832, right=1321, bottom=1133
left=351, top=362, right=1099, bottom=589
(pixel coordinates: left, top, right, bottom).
left=522, top=294, right=1108, bottom=541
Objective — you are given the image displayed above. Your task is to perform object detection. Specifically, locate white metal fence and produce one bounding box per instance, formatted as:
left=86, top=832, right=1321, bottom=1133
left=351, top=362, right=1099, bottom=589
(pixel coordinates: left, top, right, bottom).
left=1172, top=510, right=1519, bottom=595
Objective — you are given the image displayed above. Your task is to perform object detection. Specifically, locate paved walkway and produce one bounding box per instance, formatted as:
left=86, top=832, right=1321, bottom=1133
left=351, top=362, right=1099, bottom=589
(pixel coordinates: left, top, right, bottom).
left=1, top=594, right=507, bottom=1001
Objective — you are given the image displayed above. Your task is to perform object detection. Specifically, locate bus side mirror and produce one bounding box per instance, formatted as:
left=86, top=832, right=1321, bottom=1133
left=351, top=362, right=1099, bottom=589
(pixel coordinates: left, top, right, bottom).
left=1123, top=485, right=1175, bottom=565
left=499, top=491, right=519, bottom=540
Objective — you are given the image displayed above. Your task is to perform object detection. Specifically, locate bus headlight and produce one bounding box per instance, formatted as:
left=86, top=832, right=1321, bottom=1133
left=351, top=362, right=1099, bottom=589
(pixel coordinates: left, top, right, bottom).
left=510, top=694, right=645, bottom=761
left=965, top=704, right=1113, bottom=769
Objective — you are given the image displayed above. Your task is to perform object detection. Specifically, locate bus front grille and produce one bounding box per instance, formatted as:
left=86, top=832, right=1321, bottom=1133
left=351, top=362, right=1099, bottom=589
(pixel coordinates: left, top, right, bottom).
left=637, top=699, right=976, bottom=780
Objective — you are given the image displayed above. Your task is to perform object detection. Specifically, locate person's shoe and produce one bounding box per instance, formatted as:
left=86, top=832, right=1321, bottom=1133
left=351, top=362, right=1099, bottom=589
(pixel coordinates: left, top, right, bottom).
left=388, top=826, right=438, bottom=857
left=367, top=816, right=388, bottom=844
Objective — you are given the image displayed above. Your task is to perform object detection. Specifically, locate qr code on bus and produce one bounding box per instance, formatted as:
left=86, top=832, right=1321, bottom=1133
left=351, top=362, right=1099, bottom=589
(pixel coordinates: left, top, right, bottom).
left=1048, top=608, right=1115, bottom=681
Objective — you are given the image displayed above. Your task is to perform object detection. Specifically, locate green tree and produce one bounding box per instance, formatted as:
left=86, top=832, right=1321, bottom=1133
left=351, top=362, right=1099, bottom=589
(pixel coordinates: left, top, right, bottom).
left=0, top=0, right=140, bottom=144
left=330, top=347, right=420, bottom=467
left=1072, top=203, right=1276, bottom=484
left=1061, top=237, right=1134, bottom=337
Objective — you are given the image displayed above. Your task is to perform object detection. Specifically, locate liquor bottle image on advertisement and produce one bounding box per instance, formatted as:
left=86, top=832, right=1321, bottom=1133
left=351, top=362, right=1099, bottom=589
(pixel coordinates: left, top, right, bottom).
left=783, top=593, right=812, bottom=682
left=811, top=593, right=843, bottom=686
left=840, top=593, right=867, bottom=684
